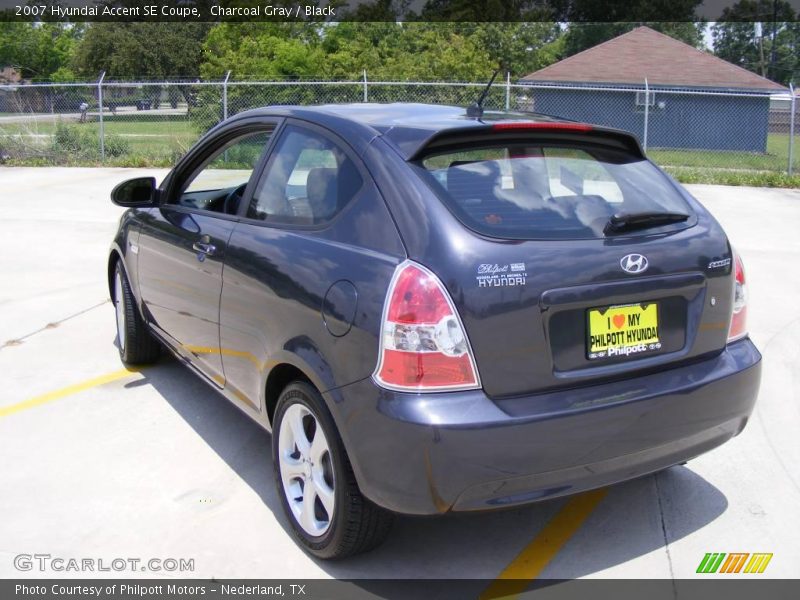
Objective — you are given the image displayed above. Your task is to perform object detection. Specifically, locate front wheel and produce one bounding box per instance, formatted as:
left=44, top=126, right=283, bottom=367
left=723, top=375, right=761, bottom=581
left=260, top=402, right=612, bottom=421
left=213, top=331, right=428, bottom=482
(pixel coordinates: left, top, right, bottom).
left=272, top=381, right=393, bottom=559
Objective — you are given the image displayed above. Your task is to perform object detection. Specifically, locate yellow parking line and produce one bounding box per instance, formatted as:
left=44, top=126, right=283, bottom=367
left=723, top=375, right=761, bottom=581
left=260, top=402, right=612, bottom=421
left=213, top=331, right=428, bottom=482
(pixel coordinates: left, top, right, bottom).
left=0, top=368, right=139, bottom=419
left=480, top=488, right=608, bottom=599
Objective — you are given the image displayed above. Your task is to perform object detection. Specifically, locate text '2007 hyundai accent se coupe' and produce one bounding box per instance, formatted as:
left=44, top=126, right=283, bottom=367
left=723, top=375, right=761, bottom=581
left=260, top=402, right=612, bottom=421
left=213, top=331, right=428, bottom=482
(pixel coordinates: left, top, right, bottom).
left=108, top=102, right=761, bottom=558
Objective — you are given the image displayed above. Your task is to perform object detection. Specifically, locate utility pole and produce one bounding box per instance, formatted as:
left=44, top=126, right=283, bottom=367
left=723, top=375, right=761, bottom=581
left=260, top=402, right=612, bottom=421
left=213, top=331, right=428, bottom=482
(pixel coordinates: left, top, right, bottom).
left=770, top=0, right=778, bottom=80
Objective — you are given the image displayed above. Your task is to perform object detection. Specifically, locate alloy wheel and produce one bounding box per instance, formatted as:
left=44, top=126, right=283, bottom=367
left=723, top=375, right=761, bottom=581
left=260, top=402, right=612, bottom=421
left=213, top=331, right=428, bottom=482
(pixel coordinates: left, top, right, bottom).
left=277, top=403, right=336, bottom=536
left=114, top=270, right=126, bottom=352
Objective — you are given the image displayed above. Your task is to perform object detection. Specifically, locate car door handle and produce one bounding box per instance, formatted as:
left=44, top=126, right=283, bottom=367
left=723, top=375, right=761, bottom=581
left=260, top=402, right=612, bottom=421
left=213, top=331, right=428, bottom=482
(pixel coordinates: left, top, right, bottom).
left=192, top=241, right=217, bottom=256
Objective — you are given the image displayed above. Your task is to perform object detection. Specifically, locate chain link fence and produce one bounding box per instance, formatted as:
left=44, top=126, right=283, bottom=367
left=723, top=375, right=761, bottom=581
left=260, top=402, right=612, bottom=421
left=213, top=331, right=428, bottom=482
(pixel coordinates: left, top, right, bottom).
left=518, top=81, right=798, bottom=178
left=0, top=75, right=796, bottom=177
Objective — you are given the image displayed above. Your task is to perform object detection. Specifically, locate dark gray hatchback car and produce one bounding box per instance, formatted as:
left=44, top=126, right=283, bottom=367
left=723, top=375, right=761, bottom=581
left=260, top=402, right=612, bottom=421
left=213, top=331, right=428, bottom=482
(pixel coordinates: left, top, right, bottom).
left=108, top=103, right=761, bottom=558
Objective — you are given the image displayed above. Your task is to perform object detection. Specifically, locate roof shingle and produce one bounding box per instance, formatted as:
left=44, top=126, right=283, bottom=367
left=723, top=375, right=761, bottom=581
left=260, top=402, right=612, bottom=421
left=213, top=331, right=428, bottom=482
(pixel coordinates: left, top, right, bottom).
left=522, top=26, right=786, bottom=91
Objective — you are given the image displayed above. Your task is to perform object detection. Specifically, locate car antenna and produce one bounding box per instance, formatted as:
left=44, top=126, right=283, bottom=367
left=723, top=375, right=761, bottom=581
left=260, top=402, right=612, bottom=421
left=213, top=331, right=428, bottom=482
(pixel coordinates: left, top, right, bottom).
left=466, top=67, right=503, bottom=119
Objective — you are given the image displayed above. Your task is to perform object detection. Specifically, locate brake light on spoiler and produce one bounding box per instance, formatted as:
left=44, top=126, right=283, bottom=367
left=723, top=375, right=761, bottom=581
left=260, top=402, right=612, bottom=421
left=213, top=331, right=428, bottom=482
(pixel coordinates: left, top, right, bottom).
left=491, top=122, right=594, bottom=132
left=373, top=261, right=481, bottom=392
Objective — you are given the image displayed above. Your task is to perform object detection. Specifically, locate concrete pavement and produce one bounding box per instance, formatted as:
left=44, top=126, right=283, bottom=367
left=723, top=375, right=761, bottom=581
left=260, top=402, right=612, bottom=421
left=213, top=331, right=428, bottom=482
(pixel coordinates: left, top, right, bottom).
left=0, top=168, right=798, bottom=582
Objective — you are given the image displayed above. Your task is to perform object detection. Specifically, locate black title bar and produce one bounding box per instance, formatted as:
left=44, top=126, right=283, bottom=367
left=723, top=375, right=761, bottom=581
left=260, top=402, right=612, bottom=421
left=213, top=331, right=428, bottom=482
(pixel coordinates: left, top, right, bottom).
left=4, top=580, right=800, bottom=600
left=2, top=0, right=800, bottom=23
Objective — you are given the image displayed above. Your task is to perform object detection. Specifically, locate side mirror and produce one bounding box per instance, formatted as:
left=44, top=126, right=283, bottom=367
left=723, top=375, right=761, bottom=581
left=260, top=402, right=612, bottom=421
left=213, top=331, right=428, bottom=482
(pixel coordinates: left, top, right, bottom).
left=111, top=177, right=158, bottom=207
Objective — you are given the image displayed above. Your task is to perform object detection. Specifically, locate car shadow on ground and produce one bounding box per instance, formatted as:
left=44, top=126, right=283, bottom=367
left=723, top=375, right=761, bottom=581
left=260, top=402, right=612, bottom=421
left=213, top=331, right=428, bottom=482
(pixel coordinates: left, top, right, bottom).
left=127, top=352, right=728, bottom=586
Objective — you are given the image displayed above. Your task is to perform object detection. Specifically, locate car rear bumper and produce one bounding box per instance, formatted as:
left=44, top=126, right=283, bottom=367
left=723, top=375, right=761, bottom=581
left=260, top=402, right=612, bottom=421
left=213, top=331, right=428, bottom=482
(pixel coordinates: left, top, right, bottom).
left=325, top=338, right=761, bottom=515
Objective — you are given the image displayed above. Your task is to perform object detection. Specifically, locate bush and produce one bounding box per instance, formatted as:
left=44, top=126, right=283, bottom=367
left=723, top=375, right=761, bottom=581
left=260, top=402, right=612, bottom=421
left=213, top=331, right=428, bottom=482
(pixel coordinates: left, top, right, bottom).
left=52, top=121, right=98, bottom=159
left=50, top=122, right=131, bottom=162
left=103, top=134, right=131, bottom=158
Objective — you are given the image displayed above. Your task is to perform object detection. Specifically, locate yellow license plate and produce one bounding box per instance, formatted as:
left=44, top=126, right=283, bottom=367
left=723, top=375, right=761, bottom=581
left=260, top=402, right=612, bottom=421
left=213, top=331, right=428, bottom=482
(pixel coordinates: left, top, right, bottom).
left=587, top=303, right=661, bottom=360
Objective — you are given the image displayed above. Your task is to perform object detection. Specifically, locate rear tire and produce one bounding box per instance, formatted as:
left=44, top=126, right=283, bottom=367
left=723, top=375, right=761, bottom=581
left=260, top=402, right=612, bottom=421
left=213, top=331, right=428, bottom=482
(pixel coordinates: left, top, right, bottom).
left=272, top=381, right=393, bottom=559
left=113, top=261, right=160, bottom=365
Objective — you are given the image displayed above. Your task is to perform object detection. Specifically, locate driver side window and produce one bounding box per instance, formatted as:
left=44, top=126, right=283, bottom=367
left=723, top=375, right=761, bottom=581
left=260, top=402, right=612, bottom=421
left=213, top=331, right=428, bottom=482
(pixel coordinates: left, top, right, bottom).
left=176, top=130, right=272, bottom=213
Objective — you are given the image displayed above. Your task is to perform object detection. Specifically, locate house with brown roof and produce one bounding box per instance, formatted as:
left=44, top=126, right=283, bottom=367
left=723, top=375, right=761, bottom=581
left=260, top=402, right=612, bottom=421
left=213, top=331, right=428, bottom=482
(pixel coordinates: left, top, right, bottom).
left=520, top=26, right=788, bottom=152
left=0, top=68, right=23, bottom=113
left=0, top=67, right=22, bottom=85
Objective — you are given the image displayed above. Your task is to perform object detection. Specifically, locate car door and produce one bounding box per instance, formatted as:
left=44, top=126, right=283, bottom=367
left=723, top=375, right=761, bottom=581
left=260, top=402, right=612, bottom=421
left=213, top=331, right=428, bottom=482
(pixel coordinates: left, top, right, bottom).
left=137, top=124, right=276, bottom=385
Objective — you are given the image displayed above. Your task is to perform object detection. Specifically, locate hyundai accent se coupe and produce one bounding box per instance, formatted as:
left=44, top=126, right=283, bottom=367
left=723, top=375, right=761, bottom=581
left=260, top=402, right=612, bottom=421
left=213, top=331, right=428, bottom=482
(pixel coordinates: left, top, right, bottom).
left=108, top=103, right=761, bottom=558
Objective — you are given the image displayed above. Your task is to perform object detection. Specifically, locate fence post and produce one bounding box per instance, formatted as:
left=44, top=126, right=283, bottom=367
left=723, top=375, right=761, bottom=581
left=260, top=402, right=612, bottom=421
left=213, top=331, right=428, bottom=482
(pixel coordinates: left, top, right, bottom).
left=505, top=71, right=511, bottom=111
left=642, top=78, right=649, bottom=152
left=222, top=70, right=231, bottom=122
left=98, top=71, right=106, bottom=162
left=363, top=70, right=368, bottom=103
left=789, top=83, right=795, bottom=176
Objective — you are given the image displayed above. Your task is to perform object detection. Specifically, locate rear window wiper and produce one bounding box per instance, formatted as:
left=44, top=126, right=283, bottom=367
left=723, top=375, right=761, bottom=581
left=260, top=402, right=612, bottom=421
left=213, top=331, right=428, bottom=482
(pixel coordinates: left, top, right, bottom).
left=604, top=211, right=690, bottom=235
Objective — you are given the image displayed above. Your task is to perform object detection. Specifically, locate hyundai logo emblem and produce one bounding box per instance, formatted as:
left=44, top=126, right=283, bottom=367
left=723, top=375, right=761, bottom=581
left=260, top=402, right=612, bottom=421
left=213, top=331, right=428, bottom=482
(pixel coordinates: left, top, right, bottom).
left=620, top=253, right=649, bottom=274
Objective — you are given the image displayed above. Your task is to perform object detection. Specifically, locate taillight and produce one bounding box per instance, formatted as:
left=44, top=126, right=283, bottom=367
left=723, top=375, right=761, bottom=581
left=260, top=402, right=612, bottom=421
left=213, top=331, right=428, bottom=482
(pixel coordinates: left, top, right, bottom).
left=373, top=261, right=481, bottom=392
left=727, top=250, right=748, bottom=343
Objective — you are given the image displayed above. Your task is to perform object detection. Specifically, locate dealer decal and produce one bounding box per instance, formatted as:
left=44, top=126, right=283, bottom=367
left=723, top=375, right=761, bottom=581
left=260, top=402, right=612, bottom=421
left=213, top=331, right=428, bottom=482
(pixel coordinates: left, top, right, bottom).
left=476, top=263, right=527, bottom=288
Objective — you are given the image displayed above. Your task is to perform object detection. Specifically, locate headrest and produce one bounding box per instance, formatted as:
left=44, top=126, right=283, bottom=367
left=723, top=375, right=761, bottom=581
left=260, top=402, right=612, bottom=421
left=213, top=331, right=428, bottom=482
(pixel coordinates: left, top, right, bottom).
left=306, top=167, right=338, bottom=218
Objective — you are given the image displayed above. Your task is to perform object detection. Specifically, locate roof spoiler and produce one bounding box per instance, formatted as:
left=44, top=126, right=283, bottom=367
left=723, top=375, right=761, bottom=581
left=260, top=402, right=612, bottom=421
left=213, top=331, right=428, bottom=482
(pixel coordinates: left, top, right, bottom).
left=407, top=123, right=646, bottom=161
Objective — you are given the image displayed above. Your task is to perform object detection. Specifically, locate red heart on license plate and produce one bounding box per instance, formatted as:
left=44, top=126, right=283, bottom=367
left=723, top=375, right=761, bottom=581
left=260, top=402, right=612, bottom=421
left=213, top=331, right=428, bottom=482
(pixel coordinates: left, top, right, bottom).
left=612, top=314, right=625, bottom=329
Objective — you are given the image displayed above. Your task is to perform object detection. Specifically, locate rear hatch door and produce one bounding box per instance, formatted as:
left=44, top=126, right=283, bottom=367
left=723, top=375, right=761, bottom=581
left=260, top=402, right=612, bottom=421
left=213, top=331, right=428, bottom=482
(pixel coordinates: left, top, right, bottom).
left=402, top=125, right=735, bottom=398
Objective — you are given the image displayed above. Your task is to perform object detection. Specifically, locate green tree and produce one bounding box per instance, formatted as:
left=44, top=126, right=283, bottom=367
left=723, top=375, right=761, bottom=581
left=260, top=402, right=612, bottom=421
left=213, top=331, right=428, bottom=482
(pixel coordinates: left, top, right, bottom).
left=416, top=0, right=556, bottom=21
left=200, top=22, right=323, bottom=80
left=562, top=0, right=703, bottom=29
left=72, top=22, right=211, bottom=79
left=712, top=0, right=798, bottom=84
left=194, top=23, right=326, bottom=132
left=192, top=22, right=500, bottom=132
left=455, top=23, right=564, bottom=78
left=0, top=22, right=83, bottom=81
left=556, top=0, right=704, bottom=57
left=316, top=22, right=404, bottom=79
left=200, top=21, right=496, bottom=82
left=337, top=0, right=406, bottom=20
left=361, top=23, right=495, bottom=81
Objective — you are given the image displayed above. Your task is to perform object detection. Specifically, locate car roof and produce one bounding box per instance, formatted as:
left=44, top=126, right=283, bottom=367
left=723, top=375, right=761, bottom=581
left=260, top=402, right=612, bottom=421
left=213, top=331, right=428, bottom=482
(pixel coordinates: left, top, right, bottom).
left=230, top=103, right=643, bottom=160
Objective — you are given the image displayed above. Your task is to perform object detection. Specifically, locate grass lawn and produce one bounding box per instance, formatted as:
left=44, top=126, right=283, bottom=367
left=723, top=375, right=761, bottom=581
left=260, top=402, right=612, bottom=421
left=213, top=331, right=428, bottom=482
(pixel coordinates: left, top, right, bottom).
left=0, top=114, right=199, bottom=138
left=666, top=166, right=800, bottom=188
left=648, top=134, right=798, bottom=172
left=0, top=114, right=196, bottom=134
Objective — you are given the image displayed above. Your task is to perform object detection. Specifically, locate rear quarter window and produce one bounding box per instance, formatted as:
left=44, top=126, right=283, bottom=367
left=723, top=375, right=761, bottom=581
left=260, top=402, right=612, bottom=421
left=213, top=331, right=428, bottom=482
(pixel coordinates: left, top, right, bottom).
left=414, top=142, right=691, bottom=240
left=248, top=125, right=363, bottom=225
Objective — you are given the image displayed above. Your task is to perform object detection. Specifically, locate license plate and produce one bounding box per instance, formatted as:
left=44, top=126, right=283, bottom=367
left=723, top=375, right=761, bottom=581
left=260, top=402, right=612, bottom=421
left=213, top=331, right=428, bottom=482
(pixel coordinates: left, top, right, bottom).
left=587, top=303, right=661, bottom=360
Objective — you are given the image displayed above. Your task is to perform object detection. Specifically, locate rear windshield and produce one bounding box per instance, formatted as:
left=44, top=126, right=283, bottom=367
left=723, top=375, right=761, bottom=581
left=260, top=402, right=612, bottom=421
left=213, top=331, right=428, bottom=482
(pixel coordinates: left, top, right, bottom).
left=413, top=143, right=692, bottom=240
